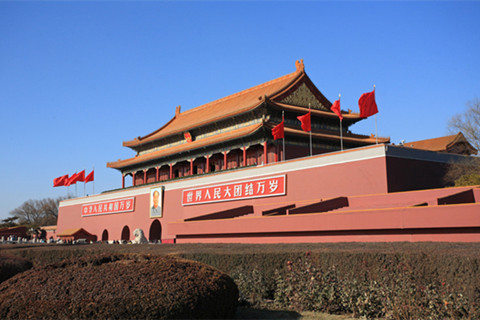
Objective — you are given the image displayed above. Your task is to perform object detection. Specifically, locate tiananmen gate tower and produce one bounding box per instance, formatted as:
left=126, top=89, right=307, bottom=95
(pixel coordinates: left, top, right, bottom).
left=57, top=61, right=480, bottom=244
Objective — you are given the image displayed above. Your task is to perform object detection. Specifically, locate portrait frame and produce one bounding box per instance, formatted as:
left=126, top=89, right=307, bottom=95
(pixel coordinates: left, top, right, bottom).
left=150, top=186, right=164, bottom=218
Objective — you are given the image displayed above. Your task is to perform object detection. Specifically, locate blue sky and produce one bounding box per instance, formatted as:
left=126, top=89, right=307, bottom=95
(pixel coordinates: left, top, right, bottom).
left=1, top=1, right=479, bottom=220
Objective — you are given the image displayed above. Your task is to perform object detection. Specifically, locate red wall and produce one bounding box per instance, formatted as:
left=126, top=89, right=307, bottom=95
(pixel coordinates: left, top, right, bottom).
left=57, top=145, right=479, bottom=243
left=57, top=146, right=389, bottom=242
left=386, top=157, right=449, bottom=192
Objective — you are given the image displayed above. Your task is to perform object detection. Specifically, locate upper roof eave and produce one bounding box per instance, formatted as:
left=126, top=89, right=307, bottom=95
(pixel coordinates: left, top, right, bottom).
left=123, top=115, right=178, bottom=147
left=121, top=61, right=308, bottom=149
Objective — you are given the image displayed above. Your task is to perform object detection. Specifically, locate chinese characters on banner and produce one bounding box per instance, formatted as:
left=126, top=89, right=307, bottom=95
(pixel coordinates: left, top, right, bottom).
left=82, top=197, right=135, bottom=217
left=182, top=175, right=286, bottom=206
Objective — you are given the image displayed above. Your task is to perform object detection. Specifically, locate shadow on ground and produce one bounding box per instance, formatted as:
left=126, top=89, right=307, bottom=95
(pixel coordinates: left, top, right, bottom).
left=235, top=307, right=301, bottom=319
left=235, top=307, right=356, bottom=320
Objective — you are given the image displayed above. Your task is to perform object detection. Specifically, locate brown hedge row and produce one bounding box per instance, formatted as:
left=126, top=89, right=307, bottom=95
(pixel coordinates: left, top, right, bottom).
left=0, top=254, right=238, bottom=319
left=2, top=242, right=480, bottom=319
left=0, top=254, right=32, bottom=283
left=176, top=250, right=480, bottom=319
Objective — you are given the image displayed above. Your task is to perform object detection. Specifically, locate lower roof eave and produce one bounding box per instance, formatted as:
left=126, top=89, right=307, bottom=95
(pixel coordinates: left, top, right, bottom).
left=107, top=122, right=266, bottom=171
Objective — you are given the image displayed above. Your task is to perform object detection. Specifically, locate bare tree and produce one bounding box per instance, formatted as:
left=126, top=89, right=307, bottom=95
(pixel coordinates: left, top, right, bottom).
left=444, top=157, right=480, bottom=186
left=9, top=196, right=70, bottom=227
left=448, top=98, right=480, bottom=151
left=446, top=98, right=480, bottom=186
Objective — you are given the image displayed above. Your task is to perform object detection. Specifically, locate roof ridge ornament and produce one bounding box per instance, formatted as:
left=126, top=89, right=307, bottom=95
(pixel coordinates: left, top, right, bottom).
left=258, top=95, right=269, bottom=101
left=295, top=59, right=305, bottom=72
left=175, top=105, right=181, bottom=117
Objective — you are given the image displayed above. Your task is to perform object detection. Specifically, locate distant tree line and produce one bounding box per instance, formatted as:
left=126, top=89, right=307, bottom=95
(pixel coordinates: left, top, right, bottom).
left=3, top=196, right=71, bottom=228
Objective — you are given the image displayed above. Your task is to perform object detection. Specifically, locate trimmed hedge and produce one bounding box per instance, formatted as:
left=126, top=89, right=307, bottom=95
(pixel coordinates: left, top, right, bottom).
left=2, top=242, right=480, bottom=319
left=0, top=254, right=32, bottom=283
left=0, top=254, right=238, bottom=319
left=272, top=252, right=479, bottom=319
left=176, top=248, right=480, bottom=319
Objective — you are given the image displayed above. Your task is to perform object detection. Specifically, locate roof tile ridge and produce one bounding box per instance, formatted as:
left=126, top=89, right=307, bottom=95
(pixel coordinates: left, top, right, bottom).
left=409, top=134, right=456, bottom=144
left=179, top=69, right=302, bottom=116
left=124, top=62, right=305, bottom=146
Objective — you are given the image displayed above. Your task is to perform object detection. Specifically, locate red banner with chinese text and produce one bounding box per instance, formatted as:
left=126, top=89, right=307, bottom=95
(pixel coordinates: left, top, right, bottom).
left=182, top=175, right=286, bottom=206
left=82, top=197, right=135, bottom=216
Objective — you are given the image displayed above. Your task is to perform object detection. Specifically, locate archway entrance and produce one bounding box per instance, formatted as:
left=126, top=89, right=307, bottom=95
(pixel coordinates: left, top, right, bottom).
left=149, top=220, right=162, bottom=242
left=121, top=226, right=130, bottom=241
left=101, top=229, right=109, bottom=242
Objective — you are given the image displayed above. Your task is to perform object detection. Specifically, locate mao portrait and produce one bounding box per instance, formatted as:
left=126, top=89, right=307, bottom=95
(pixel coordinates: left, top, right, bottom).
left=150, top=187, right=163, bottom=218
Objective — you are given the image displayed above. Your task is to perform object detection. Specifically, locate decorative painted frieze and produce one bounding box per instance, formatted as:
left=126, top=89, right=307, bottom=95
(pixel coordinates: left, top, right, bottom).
left=280, top=83, right=328, bottom=111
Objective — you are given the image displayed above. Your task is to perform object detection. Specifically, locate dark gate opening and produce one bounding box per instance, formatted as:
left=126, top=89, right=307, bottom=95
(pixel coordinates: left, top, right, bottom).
left=121, top=226, right=130, bottom=241
left=101, top=229, right=109, bottom=241
left=149, top=220, right=162, bottom=242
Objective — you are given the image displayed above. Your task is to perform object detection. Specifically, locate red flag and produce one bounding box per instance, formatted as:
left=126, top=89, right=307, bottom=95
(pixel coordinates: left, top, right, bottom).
left=76, top=170, right=85, bottom=182
left=330, top=99, right=343, bottom=120
left=65, top=171, right=84, bottom=186
left=358, top=89, right=378, bottom=118
left=297, top=111, right=311, bottom=132
left=85, top=170, right=94, bottom=183
left=272, top=120, right=284, bottom=140
left=64, top=173, right=77, bottom=187
left=53, top=174, right=68, bottom=187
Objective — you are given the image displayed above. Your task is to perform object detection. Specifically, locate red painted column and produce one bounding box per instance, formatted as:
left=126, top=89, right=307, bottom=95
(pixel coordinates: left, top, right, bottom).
left=274, top=144, right=279, bottom=163
left=156, top=167, right=159, bottom=182
left=122, top=174, right=125, bottom=189
left=132, top=172, right=136, bottom=186
left=243, top=147, right=247, bottom=167
left=169, top=164, right=173, bottom=179
left=143, top=170, right=147, bottom=184
left=190, top=159, right=194, bottom=176
left=206, top=155, right=210, bottom=173
left=224, top=151, right=227, bottom=170
left=263, top=141, right=268, bottom=165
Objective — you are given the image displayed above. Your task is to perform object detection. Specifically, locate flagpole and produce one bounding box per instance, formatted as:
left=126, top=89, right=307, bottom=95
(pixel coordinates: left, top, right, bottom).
left=92, top=166, right=95, bottom=195
left=282, top=111, right=285, bottom=161
left=340, top=119, right=343, bottom=151
left=339, top=94, right=343, bottom=151
left=374, top=85, right=378, bottom=144
left=308, top=104, right=312, bottom=156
